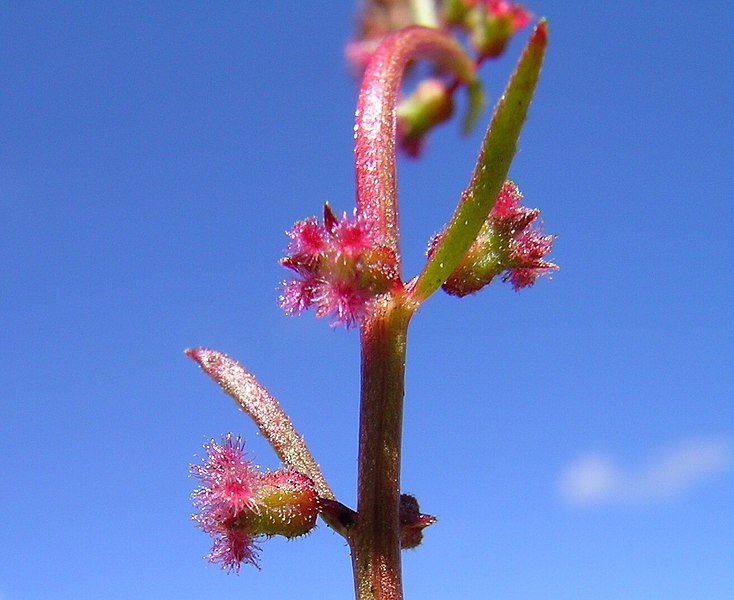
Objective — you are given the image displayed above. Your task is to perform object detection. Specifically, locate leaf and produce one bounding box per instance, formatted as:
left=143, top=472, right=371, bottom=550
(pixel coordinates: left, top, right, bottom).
left=412, top=20, right=548, bottom=303
left=185, top=348, right=334, bottom=501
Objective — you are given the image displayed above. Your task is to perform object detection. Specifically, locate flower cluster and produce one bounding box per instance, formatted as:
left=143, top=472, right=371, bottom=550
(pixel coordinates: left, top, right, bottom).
left=432, top=180, right=556, bottom=296
left=444, top=0, right=532, bottom=59
left=191, top=435, right=319, bottom=572
left=348, top=0, right=531, bottom=157
left=279, top=204, right=399, bottom=328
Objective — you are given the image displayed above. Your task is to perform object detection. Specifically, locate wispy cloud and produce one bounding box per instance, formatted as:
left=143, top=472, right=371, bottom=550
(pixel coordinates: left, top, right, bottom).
left=558, top=438, right=734, bottom=507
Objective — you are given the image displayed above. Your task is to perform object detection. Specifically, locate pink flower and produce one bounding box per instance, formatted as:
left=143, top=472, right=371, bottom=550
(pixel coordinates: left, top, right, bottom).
left=280, top=204, right=398, bottom=327
left=433, top=180, right=556, bottom=296
left=313, top=278, right=372, bottom=329
left=490, top=182, right=556, bottom=290
left=199, top=522, right=260, bottom=573
left=191, top=435, right=261, bottom=571
left=190, top=435, right=320, bottom=572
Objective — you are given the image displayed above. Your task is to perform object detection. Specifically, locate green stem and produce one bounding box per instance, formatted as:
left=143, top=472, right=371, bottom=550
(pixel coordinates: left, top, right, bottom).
left=350, top=299, right=413, bottom=600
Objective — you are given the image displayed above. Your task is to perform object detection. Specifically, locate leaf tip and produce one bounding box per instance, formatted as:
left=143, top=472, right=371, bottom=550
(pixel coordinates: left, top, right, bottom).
left=184, top=347, right=202, bottom=362
left=532, top=19, right=548, bottom=47
left=185, top=347, right=220, bottom=368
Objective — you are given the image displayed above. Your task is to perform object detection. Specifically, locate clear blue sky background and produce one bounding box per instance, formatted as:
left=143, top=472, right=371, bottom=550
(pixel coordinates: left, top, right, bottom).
left=2, top=2, right=733, bottom=599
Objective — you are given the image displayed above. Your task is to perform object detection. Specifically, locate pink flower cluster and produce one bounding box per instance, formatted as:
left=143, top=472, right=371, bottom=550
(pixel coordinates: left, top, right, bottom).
left=478, top=0, right=532, bottom=30
left=491, top=181, right=556, bottom=290
left=190, top=435, right=261, bottom=572
left=435, top=181, right=556, bottom=296
left=279, top=205, right=399, bottom=328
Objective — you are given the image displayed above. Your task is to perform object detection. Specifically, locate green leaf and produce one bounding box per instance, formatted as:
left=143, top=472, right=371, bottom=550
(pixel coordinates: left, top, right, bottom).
left=411, top=20, right=548, bottom=303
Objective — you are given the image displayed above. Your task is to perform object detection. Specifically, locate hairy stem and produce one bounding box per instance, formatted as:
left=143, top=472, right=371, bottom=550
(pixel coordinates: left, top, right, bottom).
left=354, top=26, right=476, bottom=261
left=350, top=25, right=477, bottom=600
left=350, top=299, right=413, bottom=600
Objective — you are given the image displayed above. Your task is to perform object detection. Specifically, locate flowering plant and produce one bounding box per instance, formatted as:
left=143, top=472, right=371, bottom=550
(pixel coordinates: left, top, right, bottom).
left=187, top=1, right=554, bottom=598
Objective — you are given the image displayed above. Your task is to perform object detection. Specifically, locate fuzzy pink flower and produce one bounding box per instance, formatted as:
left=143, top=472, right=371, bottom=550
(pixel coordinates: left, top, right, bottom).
left=191, top=435, right=261, bottom=571
left=190, top=435, right=320, bottom=572
left=330, top=211, right=374, bottom=258
left=191, top=434, right=260, bottom=518
left=199, top=522, right=260, bottom=573
left=280, top=204, right=398, bottom=327
left=286, top=217, right=326, bottom=258
left=313, top=278, right=373, bottom=329
left=279, top=277, right=318, bottom=317
left=433, top=180, right=556, bottom=296
left=491, top=182, right=556, bottom=290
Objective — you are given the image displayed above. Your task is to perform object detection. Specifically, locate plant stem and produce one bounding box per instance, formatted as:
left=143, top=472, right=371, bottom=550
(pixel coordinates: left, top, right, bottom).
left=355, top=26, right=476, bottom=257
left=350, top=298, right=412, bottom=600
left=350, top=26, right=477, bottom=599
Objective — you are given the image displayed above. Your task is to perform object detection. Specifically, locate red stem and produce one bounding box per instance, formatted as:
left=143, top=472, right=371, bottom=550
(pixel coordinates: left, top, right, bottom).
left=351, top=304, right=411, bottom=600
left=351, top=26, right=475, bottom=600
left=354, top=26, right=476, bottom=261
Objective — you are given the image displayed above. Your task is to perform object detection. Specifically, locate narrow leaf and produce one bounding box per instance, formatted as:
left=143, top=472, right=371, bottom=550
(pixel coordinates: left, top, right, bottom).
left=412, top=20, right=548, bottom=303
left=185, top=348, right=334, bottom=501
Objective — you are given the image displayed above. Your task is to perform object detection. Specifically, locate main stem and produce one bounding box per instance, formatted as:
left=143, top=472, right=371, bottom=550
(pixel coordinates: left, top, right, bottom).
left=350, top=300, right=412, bottom=600
left=351, top=27, right=477, bottom=599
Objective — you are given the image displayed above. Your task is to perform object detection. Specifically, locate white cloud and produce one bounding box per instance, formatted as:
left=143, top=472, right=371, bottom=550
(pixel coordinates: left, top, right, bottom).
left=558, top=438, right=734, bottom=507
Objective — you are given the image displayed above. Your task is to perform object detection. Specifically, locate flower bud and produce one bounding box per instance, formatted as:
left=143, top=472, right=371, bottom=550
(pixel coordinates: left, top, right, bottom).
left=397, top=79, right=454, bottom=157
left=399, top=494, right=436, bottom=549
left=463, top=1, right=533, bottom=59
left=243, top=471, right=319, bottom=539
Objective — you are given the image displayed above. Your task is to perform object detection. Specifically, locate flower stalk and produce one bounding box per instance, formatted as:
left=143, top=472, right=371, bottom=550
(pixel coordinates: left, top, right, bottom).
left=187, top=6, right=552, bottom=598
left=354, top=25, right=480, bottom=256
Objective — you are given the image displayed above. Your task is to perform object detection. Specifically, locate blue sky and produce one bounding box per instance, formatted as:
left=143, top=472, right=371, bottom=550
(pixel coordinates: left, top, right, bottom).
left=2, top=2, right=733, bottom=599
